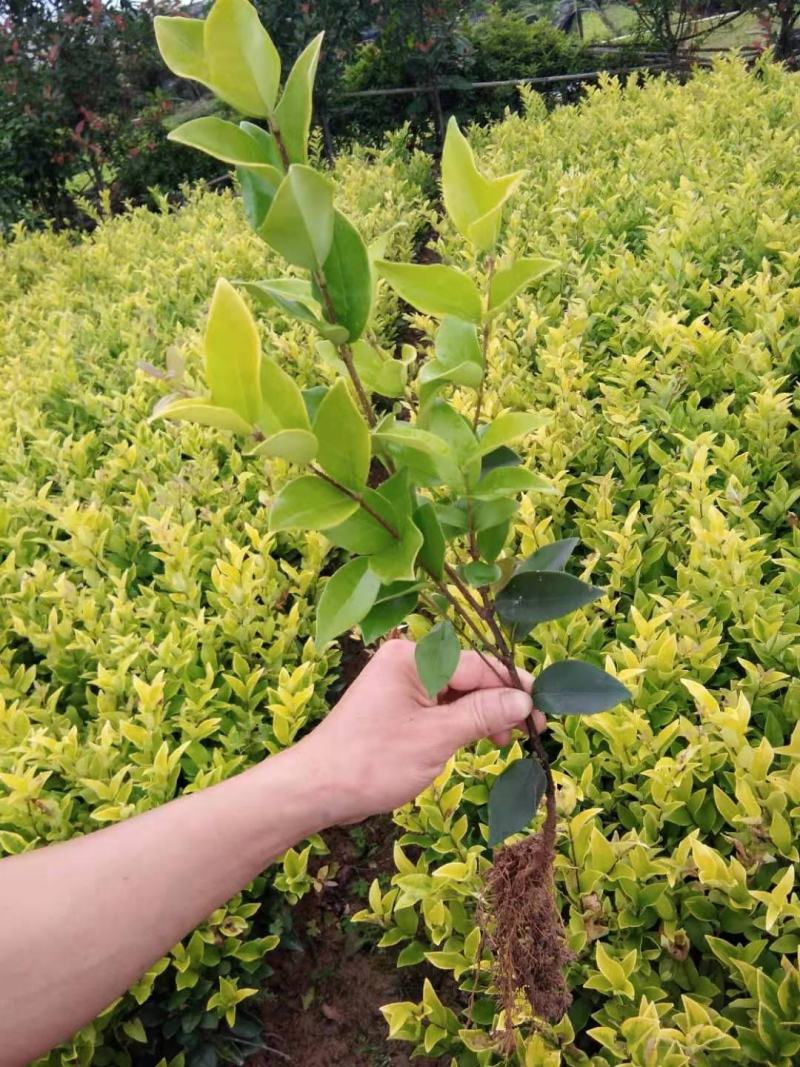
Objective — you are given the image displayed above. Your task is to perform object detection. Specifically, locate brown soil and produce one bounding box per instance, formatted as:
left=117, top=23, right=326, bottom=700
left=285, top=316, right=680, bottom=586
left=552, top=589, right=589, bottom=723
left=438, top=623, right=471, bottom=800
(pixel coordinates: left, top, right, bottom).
left=255, top=818, right=450, bottom=1067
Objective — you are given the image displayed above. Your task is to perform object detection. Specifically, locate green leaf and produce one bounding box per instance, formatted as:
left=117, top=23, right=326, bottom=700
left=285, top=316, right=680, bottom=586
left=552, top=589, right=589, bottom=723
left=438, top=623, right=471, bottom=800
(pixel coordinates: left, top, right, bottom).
left=325, top=490, right=398, bottom=554
left=374, top=420, right=457, bottom=489
left=488, top=758, right=546, bottom=846
left=534, top=660, right=630, bottom=716
left=422, top=400, right=480, bottom=489
left=477, top=411, right=551, bottom=455
left=204, top=0, right=280, bottom=117
left=259, top=357, right=311, bottom=433
left=517, top=537, right=580, bottom=574
left=496, top=571, right=603, bottom=632
left=204, top=279, right=262, bottom=423
left=435, top=503, right=469, bottom=538
left=149, top=396, right=252, bottom=435
left=415, top=620, right=460, bottom=697
left=473, top=466, right=555, bottom=501
left=313, top=379, right=370, bottom=489
left=481, top=445, right=521, bottom=475
left=350, top=341, right=406, bottom=398
left=472, top=497, right=518, bottom=532
left=154, top=16, right=211, bottom=87
left=238, top=166, right=279, bottom=233
left=302, top=385, right=328, bottom=423
left=242, top=280, right=348, bottom=343
left=441, top=116, right=525, bottom=251
left=488, top=257, right=560, bottom=312
left=273, top=32, right=323, bottom=165
left=314, top=211, right=373, bottom=341
left=413, top=502, right=445, bottom=579
left=375, top=262, right=482, bottom=324
left=168, top=118, right=280, bottom=182
left=316, top=558, right=380, bottom=646
left=360, top=591, right=418, bottom=644
left=269, top=475, right=358, bottom=532
left=250, top=428, right=317, bottom=463
left=370, top=471, right=422, bottom=582
left=261, top=165, right=335, bottom=270
left=477, top=521, right=510, bottom=562
left=459, top=561, right=501, bottom=586
left=419, top=317, right=483, bottom=403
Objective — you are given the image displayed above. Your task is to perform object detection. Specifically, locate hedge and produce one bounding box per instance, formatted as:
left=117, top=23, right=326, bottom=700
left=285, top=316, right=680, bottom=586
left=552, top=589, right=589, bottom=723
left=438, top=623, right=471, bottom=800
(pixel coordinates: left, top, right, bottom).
left=1, top=55, right=799, bottom=1067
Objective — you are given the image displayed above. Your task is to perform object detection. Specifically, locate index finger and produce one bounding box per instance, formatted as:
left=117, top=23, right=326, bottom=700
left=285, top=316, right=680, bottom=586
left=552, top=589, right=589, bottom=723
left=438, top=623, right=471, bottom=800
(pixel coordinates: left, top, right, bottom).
left=447, top=650, right=533, bottom=694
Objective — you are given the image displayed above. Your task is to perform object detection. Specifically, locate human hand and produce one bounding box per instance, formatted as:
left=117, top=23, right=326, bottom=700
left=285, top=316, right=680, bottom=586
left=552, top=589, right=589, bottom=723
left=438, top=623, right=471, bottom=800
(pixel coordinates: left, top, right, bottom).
left=294, top=639, right=545, bottom=826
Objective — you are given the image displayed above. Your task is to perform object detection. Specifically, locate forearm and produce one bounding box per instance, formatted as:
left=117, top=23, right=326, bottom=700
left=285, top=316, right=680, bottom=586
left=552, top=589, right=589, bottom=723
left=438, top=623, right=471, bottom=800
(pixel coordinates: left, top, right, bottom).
left=0, top=740, right=336, bottom=1066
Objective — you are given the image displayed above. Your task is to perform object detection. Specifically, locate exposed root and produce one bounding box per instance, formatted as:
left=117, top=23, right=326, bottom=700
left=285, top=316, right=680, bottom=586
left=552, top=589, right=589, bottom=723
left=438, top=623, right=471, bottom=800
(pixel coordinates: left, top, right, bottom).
left=479, top=785, right=573, bottom=1034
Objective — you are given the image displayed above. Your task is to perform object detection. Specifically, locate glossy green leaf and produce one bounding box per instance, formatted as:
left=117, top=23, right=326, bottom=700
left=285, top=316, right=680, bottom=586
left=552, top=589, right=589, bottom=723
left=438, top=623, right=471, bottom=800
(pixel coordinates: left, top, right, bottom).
left=313, top=379, right=370, bottom=489
left=204, top=0, right=280, bottom=117
left=460, top=561, right=501, bottom=587
left=360, top=590, right=418, bottom=644
left=325, top=489, right=398, bottom=554
left=242, top=280, right=348, bottom=343
left=259, top=357, right=311, bottom=433
left=496, top=570, right=603, bottom=631
left=488, top=758, right=546, bottom=846
left=315, top=558, right=380, bottom=646
left=413, top=502, right=445, bottom=579
left=534, top=660, right=630, bottom=716
left=250, top=428, right=317, bottom=463
left=441, top=116, right=525, bottom=251
left=168, top=118, right=280, bottom=183
left=204, top=279, right=262, bottom=423
left=477, top=411, right=551, bottom=455
left=472, top=467, right=555, bottom=501
left=269, top=475, right=358, bottom=532
left=488, top=257, right=560, bottom=312
left=375, top=261, right=482, bottom=324
left=149, top=396, right=252, bottom=435
left=415, top=620, right=460, bottom=697
left=273, top=32, right=323, bottom=164
left=154, top=16, right=211, bottom=87
left=313, top=212, right=373, bottom=341
left=262, top=165, right=334, bottom=270
left=517, top=537, right=580, bottom=574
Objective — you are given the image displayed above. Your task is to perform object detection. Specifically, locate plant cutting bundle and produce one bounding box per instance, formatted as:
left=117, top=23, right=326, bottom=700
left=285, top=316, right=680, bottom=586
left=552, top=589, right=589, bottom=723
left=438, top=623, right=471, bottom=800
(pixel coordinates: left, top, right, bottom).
left=150, top=0, right=630, bottom=1031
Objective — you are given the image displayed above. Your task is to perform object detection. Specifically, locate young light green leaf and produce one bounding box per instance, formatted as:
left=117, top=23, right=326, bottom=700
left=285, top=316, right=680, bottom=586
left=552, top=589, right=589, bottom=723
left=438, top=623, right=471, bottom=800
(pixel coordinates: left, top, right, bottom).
left=413, top=502, right=445, bottom=580
left=261, top=165, right=335, bottom=270
left=488, top=257, right=560, bottom=313
left=495, top=571, right=603, bottom=632
left=441, top=117, right=525, bottom=251
left=316, top=558, right=380, bottom=646
left=204, top=0, right=280, bottom=117
left=415, top=620, right=460, bottom=697
left=273, top=32, right=323, bottom=165
left=472, top=466, right=555, bottom=501
left=204, top=278, right=262, bottom=423
left=167, top=118, right=280, bottom=181
left=313, top=211, right=373, bottom=341
left=488, top=758, right=546, bottom=846
left=313, top=379, right=370, bottom=489
left=259, top=357, right=311, bottom=432
left=517, top=537, right=580, bottom=574
left=242, top=280, right=348, bottom=343
left=477, top=411, right=551, bottom=455
left=269, top=475, right=358, bottom=532
left=375, top=262, right=482, bottom=324
left=250, top=428, right=317, bottom=463
left=534, top=660, right=630, bottom=716
left=154, top=16, right=211, bottom=86
left=149, top=396, right=252, bottom=435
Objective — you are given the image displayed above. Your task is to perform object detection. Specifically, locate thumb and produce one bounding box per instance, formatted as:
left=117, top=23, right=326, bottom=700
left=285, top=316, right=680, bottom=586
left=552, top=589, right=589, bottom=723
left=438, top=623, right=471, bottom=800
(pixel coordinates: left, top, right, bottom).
left=445, top=687, right=532, bottom=749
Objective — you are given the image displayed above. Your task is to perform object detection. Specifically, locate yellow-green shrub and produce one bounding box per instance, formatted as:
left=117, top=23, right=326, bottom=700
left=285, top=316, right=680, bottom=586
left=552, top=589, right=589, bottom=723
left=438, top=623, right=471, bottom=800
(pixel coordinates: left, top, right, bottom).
left=353, top=58, right=800, bottom=1065
left=0, top=151, right=430, bottom=1065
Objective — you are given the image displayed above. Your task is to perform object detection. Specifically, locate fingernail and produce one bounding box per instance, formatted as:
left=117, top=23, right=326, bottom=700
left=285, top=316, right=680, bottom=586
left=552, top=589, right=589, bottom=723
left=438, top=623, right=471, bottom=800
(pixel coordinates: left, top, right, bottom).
left=501, top=689, right=532, bottom=724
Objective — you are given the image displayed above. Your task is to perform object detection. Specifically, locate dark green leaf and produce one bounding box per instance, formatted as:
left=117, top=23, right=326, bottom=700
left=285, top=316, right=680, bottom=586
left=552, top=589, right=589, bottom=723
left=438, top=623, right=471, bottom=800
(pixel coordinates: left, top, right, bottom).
left=415, top=620, right=460, bottom=697
left=459, top=560, right=501, bottom=586
left=477, top=520, right=510, bottom=563
left=370, top=471, right=421, bottom=582
left=316, top=558, right=380, bottom=645
left=360, top=591, right=418, bottom=644
left=434, top=503, right=469, bottom=538
left=480, top=445, right=521, bottom=475
left=488, top=758, right=546, bottom=846
left=534, top=660, right=630, bottom=716
left=313, top=210, right=373, bottom=341
left=495, top=570, right=602, bottom=632
left=517, top=537, right=580, bottom=574
left=413, top=502, right=446, bottom=579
